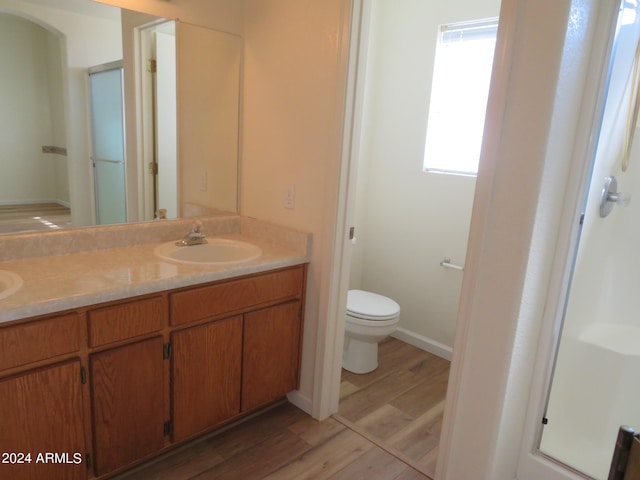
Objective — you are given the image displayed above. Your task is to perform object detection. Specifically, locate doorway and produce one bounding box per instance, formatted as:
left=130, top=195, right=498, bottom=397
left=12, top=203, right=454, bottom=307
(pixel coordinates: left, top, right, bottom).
left=136, top=20, right=178, bottom=221
left=334, top=0, right=501, bottom=475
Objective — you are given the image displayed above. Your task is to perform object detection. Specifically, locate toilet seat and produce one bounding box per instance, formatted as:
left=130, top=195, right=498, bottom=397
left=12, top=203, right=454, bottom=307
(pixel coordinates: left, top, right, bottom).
left=347, top=289, right=400, bottom=321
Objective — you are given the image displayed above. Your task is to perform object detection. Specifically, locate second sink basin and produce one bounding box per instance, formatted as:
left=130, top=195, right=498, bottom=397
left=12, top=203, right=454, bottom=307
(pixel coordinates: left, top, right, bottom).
left=0, top=269, right=23, bottom=300
left=154, top=238, right=262, bottom=266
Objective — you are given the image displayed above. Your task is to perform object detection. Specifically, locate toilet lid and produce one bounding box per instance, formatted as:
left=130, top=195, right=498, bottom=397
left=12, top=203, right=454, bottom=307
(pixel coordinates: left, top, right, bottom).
left=347, top=290, right=400, bottom=320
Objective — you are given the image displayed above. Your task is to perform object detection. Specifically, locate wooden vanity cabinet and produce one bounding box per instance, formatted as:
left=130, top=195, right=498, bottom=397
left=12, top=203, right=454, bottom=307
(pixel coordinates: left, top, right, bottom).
left=86, top=296, right=167, bottom=477
left=0, top=313, right=81, bottom=372
left=242, top=301, right=302, bottom=411
left=0, top=360, right=86, bottom=480
left=169, top=265, right=306, bottom=440
left=171, top=316, right=243, bottom=442
left=1, top=264, right=306, bottom=480
left=0, top=312, right=85, bottom=480
left=89, top=337, right=166, bottom=477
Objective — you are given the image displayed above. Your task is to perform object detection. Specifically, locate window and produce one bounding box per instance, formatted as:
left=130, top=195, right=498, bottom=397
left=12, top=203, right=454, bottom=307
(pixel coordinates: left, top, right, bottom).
left=423, top=18, right=498, bottom=176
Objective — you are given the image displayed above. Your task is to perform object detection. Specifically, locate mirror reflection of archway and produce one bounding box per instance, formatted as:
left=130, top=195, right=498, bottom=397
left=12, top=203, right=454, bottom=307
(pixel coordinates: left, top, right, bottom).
left=0, top=12, right=71, bottom=234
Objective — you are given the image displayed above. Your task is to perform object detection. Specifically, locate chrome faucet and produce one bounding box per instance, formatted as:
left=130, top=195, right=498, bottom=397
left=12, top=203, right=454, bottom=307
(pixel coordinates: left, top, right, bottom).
left=176, top=221, right=207, bottom=246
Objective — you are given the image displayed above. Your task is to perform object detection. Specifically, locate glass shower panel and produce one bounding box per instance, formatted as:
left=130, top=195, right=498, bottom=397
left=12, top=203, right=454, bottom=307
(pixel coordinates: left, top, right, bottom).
left=93, top=161, right=127, bottom=226
left=539, top=1, right=640, bottom=478
left=89, top=64, right=127, bottom=225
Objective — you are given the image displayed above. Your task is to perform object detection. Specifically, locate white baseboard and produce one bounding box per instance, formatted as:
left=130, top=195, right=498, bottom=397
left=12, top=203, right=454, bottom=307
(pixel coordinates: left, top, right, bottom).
left=286, top=390, right=313, bottom=415
left=392, top=327, right=453, bottom=361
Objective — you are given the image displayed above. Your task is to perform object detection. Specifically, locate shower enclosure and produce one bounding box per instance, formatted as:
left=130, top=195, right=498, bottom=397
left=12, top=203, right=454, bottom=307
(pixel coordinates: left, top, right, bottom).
left=88, top=62, right=127, bottom=225
left=539, top=1, right=640, bottom=478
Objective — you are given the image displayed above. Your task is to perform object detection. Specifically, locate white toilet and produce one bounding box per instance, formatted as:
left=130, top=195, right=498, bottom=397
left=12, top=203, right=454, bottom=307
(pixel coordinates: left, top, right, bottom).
left=343, top=289, right=400, bottom=374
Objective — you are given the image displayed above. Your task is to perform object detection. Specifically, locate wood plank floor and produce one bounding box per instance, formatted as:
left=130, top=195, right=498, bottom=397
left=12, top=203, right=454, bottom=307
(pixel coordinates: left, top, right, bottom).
left=117, top=338, right=449, bottom=480
left=0, top=203, right=72, bottom=234
left=338, top=338, right=450, bottom=478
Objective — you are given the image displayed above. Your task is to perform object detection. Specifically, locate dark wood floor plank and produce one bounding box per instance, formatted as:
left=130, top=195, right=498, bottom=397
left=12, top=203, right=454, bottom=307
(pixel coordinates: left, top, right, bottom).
left=408, top=354, right=451, bottom=380
left=198, top=402, right=308, bottom=460
left=329, top=446, right=413, bottom=480
left=390, top=369, right=449, bottom=419
left=339, top=369, right=423, bottom=421
left=341, top=339, right=432, bottom=390
left=386, top=400, right=445, bottom=447
left=357, top=403, right=416, bottom=439
left=288, top=416, right=346, bottom=446
left=393, top=467, right=435, bottom=480
left=190, top=429, right=312, bottom=479
left=116, top=442, right=224, bottom=480
left=262, top=429, right=374, bottom=479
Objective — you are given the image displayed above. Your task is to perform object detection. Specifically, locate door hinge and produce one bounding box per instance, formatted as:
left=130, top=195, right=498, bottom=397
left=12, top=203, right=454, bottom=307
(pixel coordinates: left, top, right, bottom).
left=80, top=366, right=87, bottom=384
left=85, top=453, right=92, bottom=470
left=147, top=59, right=157, bottom=73
left=163, top=342, right=172, bottom=359
left=163, top=420, right=173, bottom=436
left=542, top=417, right=548, bottom=425
left=349, top=226, right=355, bottom=240
left=148, top=162, right=158, bottom=175
left=579, top=213, right=585, bottom=225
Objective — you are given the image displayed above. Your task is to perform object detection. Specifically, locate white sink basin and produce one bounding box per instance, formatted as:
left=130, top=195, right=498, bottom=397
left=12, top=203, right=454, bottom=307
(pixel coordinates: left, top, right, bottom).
left=0, top=269, right=23, bottom=300
left=154, top=238, right=262, bottom=266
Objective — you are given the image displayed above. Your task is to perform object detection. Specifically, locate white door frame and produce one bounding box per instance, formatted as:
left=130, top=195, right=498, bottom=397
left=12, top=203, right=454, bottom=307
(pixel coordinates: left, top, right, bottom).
left=310, top=0, right=371, bottom=421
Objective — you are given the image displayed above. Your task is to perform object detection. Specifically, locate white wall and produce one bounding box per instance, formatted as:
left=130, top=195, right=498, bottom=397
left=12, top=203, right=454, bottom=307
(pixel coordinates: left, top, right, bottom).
left=350, top=0, right=500, bottom=350
left=0, top=14, right=60, bottom=205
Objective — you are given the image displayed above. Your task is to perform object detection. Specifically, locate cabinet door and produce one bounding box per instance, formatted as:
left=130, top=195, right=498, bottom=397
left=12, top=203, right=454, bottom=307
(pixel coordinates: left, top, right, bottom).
left=90, top=337, right=165, bottom=476
left=172, top=316, right=242, bottom=442
left=242, top=301, right=302, bottom=412
left=0, top=360, right=86, bottom=480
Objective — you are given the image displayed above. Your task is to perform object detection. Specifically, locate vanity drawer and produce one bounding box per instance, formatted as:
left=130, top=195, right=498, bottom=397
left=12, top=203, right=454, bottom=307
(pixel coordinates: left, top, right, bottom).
left=170, top=266, right=305, bottom=326
left=0, top=313, right=81, bottom=371
left=88, top=296, right=167, bottom=347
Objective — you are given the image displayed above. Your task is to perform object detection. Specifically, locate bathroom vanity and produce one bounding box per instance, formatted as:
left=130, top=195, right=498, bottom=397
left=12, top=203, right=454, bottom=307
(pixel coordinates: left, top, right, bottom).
left=0, top=216, right=309, bottom=479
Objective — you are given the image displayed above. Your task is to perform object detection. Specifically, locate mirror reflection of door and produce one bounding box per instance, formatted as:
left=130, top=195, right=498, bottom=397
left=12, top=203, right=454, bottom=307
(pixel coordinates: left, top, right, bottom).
left=154, top=27, right=178, bottom=219
left=88, top=62, right=127, bottom=225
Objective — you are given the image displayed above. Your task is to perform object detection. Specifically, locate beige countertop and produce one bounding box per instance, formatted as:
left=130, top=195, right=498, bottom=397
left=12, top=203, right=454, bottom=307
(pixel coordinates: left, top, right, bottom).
left=0, top=217, right=310, bottom=324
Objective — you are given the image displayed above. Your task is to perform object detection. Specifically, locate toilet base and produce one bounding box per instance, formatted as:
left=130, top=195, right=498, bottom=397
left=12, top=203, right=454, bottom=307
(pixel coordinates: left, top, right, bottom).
left=342, top=335, right=378, bottom=374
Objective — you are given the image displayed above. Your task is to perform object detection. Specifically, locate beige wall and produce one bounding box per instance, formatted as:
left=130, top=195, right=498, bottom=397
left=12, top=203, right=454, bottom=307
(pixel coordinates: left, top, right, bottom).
left=241, top=0, right=351, bottom=409
left=177, top=22, right=240, bottom=215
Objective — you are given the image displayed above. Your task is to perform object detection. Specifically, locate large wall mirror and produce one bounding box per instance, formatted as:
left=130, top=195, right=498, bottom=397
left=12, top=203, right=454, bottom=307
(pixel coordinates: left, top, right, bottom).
left=0, top=0, right=241, bottom=235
